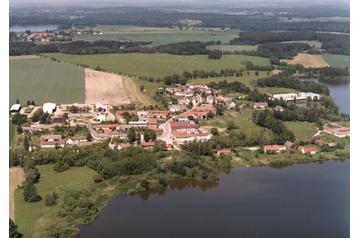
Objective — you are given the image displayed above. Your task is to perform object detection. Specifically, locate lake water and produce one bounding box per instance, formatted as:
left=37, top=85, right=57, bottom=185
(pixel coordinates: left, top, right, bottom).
left=79, top=160, right=349, bottom=238
left=9, top=25, right=58, bottom=32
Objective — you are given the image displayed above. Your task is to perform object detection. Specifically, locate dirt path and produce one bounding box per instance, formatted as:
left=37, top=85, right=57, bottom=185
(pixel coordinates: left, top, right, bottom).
left=9, top=55, right=40, bottom=60
left=9, top=167, right=25, bottom=221
left=85, top=68, right=131, bottom=105
left=282, top=53, right=329, bottom=68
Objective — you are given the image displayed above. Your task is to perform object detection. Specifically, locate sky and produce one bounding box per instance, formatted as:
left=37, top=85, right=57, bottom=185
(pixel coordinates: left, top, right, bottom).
left=10, top=0, right=350, bottom=8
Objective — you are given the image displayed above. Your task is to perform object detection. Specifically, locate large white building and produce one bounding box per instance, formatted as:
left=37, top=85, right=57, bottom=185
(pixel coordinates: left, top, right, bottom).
left=271, top=92, right=320, bottom=102
left=43, top=103, right=57, bottom=114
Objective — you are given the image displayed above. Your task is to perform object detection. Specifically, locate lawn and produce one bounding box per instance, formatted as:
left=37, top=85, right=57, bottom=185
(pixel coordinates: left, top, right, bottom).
left=72, top=25, right=239, bottom=46
left=10, top=58, right=85, bottom=105
left=200, top=110, right=273, bottom=140
left=15, top=165, right=98, bottom=237
left=208, top=44, right=258, bottom=52
left=321, top=53, right=350, bottom=68
left=43, top=53, right=270, bottom=78
left=283, top=121, right=317, bottom=142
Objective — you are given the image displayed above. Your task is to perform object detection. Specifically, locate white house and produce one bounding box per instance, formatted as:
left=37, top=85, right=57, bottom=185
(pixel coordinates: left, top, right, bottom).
left=10, top=104, right=21, bottom=113
left=43, top=103, right=57, bottom=114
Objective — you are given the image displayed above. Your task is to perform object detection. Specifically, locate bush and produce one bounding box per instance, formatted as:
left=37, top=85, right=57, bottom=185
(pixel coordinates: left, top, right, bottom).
left=54, top=161, right=70, bottom=173
left=45, top=192, right=59, bottom=207
left=93, top=174, right=104, bottom=183
left=23, top=181, right=41, bottom=202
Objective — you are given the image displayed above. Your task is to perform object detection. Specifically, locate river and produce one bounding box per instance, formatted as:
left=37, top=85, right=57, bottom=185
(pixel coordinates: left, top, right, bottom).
left=79, top=160, right=349, bottom=238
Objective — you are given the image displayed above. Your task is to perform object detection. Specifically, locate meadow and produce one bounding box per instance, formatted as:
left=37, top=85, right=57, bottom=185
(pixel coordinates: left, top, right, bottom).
left=208, top=44, right=258, bottom=52
left=321, top=53, right=350, bottom=68
left=10, top=58, right=85, bottom=105
left=15, top=165, right=98, bottom=237
left=283, top=121, right=317, bottom=142
left=43, top=53, right=270, bottom=78
left=72, top=25, right=239, bottom=46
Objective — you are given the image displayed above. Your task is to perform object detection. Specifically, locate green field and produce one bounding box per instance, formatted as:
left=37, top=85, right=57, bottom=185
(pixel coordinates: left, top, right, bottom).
left=43, top=53, right=270, bottom=78
left=208, top=44, right=258, bottom=52
left=9, top=122, right=15, bottom=146
left=283, top=121, right=317, bottom=142
left=321, top=53, right=350, bottom=68
left=190, top=73, right=296, bottom=95
left=72, top=25, right=239, bottom=46
left=281, top=40, right=322, bottom=48
left=15, top=165, right=98, bottom=237
left=200, top=110, right=273, bottom=140
left=10, top=58, right=85, bottom=105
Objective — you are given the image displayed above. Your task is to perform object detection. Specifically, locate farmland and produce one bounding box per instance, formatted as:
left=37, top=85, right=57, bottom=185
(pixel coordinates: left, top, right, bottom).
left=208, top=44, right=258, bottom=52
left=43, top=53, right=271, bottom=78
left=122, top=76, right=159, bottom=106
left=10, top=58, right=85, bottom=105
left=72, top=25, right=239, bottom=46
left=281, top=53, right=329, bottom=68
left=322, top=53, right=350, bottom=68
left=14, top=165, right=98, bottom=237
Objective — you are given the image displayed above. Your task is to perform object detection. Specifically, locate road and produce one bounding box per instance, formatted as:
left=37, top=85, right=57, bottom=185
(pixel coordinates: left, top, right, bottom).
left=158, top=117, right=181, bottom=150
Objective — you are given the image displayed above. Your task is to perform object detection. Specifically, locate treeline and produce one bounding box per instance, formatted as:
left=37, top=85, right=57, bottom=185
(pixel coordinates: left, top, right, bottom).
left=257, top=72, right=330, bottom=95
left=230, top=31, right=349, bottom=55
left=253, top=110, right=295, bottom=144
left=256, top=43, right=311, bottom=59
left=208, top=80, right=250, bottom=94
left=318, top=67, right=349, bottom=84
left=154, top=41, right=208, bottom=55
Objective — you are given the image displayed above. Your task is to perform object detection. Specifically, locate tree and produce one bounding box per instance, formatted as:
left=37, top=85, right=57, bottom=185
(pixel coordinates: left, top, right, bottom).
left=127, top=128, right=137, bottom=143
left=25, top=167, right=40, bottom=183
left=23, top=180, right=41, bottom=202
left=208, top=50, right=222, bottom=59
left=16, top=99, right=20, bottom=104
left=139, top=85, right=145, bottom=92
left=11, top=113, right=27, bottom=125
left=24, top=135, right=30, bottom=151
left=45, top=192, right=58, bottom=206
left=227, top=121, right=236, bottom=130
left=211, top=127, right=219, bottom=136
left=10, top=219, right=23, bottom=238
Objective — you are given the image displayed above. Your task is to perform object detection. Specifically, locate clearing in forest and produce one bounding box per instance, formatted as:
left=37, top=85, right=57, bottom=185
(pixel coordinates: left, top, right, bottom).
left=282, top=53, right=329, bottom=68
left=85, top=68, right=131, bottom=105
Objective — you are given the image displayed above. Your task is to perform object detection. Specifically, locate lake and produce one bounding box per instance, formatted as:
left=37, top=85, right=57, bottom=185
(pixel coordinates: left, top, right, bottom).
left=79, top=160, right=349, bottom=238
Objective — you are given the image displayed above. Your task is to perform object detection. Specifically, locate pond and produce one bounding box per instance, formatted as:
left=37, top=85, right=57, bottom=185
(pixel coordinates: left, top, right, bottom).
left=79, top=160, right=349, bottom=238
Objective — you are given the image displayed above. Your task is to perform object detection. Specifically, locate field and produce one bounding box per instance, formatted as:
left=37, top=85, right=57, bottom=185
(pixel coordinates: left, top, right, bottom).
left=10, top=167, right=25, bottom=221
left=9, top=55, right=40, bottom=60
left=9, top=122, right=15, bottom=146
left=85, top=68, right=130, bottom=105
left=208, top=44, right=258, bottom=52
left=15, top=165, right=98, bottom=237
left=72, top=25, right=239, bottom=46
left=280, top=40, right=322, bottom=48
left=281, top=53, right=329, bottom=68
left=10, top=58, right=85, bottom=105
left=43, top=53, right=271, bottom=78
left=321, top=53, right=350, bottom=68
left=122, top=76, right=158, bottom=106
left=190, top=72, right=296, bottom=94
left=283, top=121, right=318, bottom=142
left=200, top=110, right=273, bottom=140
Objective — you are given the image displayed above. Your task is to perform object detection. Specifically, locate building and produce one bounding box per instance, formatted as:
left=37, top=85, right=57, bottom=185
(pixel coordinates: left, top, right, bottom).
left=40, top=135, right=65, bottom=148
left=263, top=145, right=287, bottom=153
left=274, top=105, right=284, bottom=112
left=298, top=145, right=318, bottom=154
left=183, top=106, right=216, bottom=119
left=147, top=110, right=169, bottom=121
left=66, top=136, right=88, bottom=145
left=172, top=131, right=212, bottom=145
left=147, top=118, right=159, bottom=130
left=323, top=123, right=350, bottom=138
left=10, top=104, right=21, bottom=113
left=271, top=92, right=320, bottom=102
left=43, top=103, right=57, bottom=114
left=170, top=121, right=198, bottom=133
left=253, top=102, right=268, bottom=110
left=315, top=139, right=336, bottom=147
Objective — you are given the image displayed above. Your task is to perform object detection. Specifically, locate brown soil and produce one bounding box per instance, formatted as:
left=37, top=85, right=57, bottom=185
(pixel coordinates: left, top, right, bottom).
left=282, top=53, right=329, bottom=68
left=9, top=55, right=40, bottom=60
left=9, top=167, right=25, bottom=220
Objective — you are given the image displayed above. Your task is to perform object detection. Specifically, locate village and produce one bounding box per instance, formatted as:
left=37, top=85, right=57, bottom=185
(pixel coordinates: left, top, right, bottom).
left=10, top=83, right=350, bottom=159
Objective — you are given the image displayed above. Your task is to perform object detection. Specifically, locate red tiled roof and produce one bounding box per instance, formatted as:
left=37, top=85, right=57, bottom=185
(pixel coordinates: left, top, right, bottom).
left=298, top=145, right=318, bottom=152
left=170, top=121, right=198, bottom=131
left=264, top=145, right=286, bottom=151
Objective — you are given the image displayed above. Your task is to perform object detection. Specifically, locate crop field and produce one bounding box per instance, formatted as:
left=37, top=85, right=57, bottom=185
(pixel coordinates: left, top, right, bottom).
left=322, top=53, right=350, bottom=68
left=281, top=53, right=329, bottom=68
left=10, top=58, right=85, bottom=105
left=283, top=121, right=317, bottom=142
left=15, top=165, right=98, bottom=237
left=72, top=25, right=239, bottom=46
left=208, top=44, right=258, bottom=52
left=43, top=53, right=270, bottom=78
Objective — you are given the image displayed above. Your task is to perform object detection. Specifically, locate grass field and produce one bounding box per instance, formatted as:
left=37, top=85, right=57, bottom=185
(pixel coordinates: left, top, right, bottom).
left=122, top=76, right=159, bottom=106
left=281, top=40, right=322, bottom=48
left=283, top=121, right=317, bottom=142
left=190, top=72, right=296, bottom=94
left=9, top=122, right=15, bottom=146
left=15, top=165, right=98, bottom=237
left=43, top=53, right=270, bottom=79
left=208, top=44, right=258, bottom=52
left=72, top=25, right=239, bottom=46
left=10, top=58, right=85, bottom=105
left=321, top=53, right=350, bottom=68
left=200, top=110, right=273, bottom=140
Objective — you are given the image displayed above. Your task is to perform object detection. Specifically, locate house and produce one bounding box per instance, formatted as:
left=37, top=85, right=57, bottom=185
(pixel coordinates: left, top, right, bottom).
left=141, top=141, right=156, bottom=149
left=274, top=105, right=284, bottom=112
left=96, top=113, right=107, bottom=122
left=263, top=145, right=287, bottom=153
left=217, top=148, right=232, bottom=156
left=271, top=92, right=320, bottom=102
left=284, top=141, right=294, bottom=150
left=147, top=118, right=159, bottom=130
left=43, top=103, right=57, bottom=114
left=96, top=102, right=107, bottom=112
left=253, top=102, right=268, bottom=110
left=40, top=135, right=65, bottom=148
left=183, top=106, right=216, bottom=119
left=315, top=139, right=336, bottom=147
left=51, top=115, right=66, bottom=124
left=66, top=136, right=88, bottom=145
left=323, top=123, right=350, bottom=138
left=298, top=145, right=318, bottom=154
left=168, top=104, right=186, bottom=113
left=10, top=104, right=21, bottom=113
left=216, top=96, right=235, bottom=109
left=172, top=131, right=212, bottom=145
left=170, top=121, right=198, bottom=133
left=147, top=110, right=169, bottom=121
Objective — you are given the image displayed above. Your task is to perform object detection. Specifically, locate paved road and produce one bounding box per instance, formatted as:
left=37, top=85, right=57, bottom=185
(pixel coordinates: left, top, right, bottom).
left=158, top=117, right=181, bottom=150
